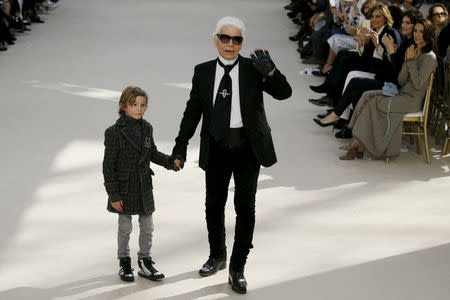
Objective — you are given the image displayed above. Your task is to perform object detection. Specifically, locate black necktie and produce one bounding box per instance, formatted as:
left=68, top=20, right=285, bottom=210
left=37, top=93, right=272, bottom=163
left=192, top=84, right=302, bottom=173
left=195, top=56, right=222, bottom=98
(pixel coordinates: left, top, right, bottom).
left=209, top=58, right=239, bottom=141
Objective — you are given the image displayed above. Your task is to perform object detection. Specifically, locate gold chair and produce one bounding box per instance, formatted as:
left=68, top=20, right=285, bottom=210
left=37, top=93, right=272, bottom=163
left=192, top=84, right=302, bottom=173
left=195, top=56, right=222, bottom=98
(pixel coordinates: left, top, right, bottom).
left=386, top=73, right=434, bottom=164
left=443, top=125, right=450, bottom=155
left=441, top=60, right=450, bottom=155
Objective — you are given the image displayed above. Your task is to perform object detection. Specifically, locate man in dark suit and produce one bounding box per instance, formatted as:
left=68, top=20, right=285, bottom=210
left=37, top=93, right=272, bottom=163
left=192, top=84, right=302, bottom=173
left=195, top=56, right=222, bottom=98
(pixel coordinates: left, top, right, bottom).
left=172, top=16, right=292, bottom=294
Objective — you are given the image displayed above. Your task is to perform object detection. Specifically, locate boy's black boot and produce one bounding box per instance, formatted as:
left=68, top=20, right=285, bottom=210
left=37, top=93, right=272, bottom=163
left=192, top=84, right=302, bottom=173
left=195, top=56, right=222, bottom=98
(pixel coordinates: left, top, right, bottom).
left=119, top=257, right=134, bottom=282
left=138, top=257, right=165, bottom=281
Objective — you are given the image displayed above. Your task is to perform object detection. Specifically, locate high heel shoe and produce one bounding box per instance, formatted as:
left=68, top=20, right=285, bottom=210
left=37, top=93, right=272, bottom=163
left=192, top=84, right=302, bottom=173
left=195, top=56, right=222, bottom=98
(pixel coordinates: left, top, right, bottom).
left=30, top=15, right=45, bottom=23
left=309, top=83, right=328, bottom=93
left=335, top=126, right=352, bottom=139
left=334, top=118, right=348, bottom=130
left=317, top=109, right=333, bottom=119
left=312, top=69, right=331, bottom=77
left=5, top=38, right=15, bottom=45
left=0, top=42, right=7, bottom=51
left=11, top=17, right=31, bottom=32
left=339, top=149, right=363, bottom=160
left=313, top=118, right=338, bottom=128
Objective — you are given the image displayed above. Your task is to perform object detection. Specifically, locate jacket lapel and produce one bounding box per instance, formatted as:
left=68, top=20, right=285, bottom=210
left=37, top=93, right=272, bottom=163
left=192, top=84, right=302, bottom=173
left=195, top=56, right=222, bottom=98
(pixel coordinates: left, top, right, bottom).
left=238, top=55, right=248, bottom=115
left=139, top=122, right=152, bottom=164
left=207, top=61, right=217, bottom=111
left=120, top=127, right=141, bottom=153
left=117, top=115, right=142, bottom=153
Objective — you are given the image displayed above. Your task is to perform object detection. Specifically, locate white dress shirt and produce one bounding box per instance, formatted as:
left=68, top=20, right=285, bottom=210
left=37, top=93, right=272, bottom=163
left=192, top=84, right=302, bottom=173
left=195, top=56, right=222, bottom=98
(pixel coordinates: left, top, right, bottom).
left=213, top=55, right=243, bottom=128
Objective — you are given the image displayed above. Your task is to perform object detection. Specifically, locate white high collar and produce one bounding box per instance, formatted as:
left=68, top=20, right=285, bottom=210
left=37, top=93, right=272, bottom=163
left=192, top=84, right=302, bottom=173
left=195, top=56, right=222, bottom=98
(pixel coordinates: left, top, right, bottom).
left=218, top=55, right=238, bottom=66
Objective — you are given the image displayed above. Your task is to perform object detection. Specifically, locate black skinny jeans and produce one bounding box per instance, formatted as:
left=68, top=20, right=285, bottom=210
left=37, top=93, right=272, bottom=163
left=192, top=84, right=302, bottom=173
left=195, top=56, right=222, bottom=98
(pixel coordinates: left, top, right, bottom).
left=334, top=77, right=383, bottom=116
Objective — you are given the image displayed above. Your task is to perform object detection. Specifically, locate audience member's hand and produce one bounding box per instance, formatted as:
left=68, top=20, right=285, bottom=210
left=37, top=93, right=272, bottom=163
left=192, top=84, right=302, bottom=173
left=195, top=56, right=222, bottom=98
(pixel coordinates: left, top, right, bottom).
left=381, top=34, right=396, bottom=54
left=359, top=27, right=370, bottom=35
left=405, top=44, right=419, bottom=60
left=345, top=25, right=358, bottom=35
left=357, top=30, right=369, bottom=45
left=342, top=13, right=349, bottom=23
left=309, top=15, right=317, bottom=26
left=250, top=49, right=276, bottom=77
left=111, top=200, right=123, bottom=212
left=369, top=31, right=378, bottom=48
left=353, top=0, right=360, bottom=16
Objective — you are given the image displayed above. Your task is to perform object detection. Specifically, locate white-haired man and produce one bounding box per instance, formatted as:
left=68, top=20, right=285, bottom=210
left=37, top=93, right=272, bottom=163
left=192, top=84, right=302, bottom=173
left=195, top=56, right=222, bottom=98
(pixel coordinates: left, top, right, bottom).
left=172, top=16, right=292, bottom=294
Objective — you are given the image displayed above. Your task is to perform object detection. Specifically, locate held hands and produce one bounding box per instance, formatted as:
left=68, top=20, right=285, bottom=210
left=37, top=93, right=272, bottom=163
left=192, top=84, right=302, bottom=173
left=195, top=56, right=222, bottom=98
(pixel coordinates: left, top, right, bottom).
left=174, top=158, right=184, bottom=170
left=250, top=49, right=276, bottom=77
left=111, top=200, right=124, bottom=212
left=405, top=44, right=419, bottom=60
left=169, top=154, right=184, bottom=171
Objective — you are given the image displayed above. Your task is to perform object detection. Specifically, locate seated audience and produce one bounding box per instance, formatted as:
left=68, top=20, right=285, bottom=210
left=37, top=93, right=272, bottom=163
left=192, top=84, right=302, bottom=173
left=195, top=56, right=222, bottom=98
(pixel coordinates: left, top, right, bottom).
left=339, top=18, right=437, bottom=160
left=314, top=10, right=423, bottom=129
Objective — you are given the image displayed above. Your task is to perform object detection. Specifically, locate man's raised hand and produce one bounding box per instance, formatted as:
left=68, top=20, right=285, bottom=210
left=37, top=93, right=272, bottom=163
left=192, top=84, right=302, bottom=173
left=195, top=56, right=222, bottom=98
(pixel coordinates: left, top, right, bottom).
left=250, top=49, right=276, bottom=77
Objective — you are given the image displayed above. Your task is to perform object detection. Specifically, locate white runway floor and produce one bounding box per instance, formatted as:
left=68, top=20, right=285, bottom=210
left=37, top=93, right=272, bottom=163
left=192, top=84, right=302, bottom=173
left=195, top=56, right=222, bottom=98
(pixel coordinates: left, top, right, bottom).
left=1, top=0, right=450, bottom=299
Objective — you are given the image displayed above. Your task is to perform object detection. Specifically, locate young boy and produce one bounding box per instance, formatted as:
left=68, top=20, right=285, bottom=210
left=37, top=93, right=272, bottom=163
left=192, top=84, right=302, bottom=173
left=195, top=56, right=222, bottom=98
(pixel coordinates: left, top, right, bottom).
left=102, top=86, right=178, bottom=282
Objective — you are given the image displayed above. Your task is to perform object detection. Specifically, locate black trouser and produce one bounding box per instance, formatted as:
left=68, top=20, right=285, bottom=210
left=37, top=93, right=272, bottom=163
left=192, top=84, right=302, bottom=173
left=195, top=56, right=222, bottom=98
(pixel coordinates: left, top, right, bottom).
left=311, top=26, right=331, bottom=59
left=0, top=17, right=8, bottom=42
left=205, top=130, right=260, bottom=272
left=326, top=51, right=361, bottom=105
left=334, top=78, right=383, bottom=116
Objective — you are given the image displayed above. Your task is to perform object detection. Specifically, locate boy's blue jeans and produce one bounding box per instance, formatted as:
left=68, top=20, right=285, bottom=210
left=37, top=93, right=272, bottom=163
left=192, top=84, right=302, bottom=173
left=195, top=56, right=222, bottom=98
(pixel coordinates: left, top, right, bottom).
left=117, top=214, right=154, bottom=259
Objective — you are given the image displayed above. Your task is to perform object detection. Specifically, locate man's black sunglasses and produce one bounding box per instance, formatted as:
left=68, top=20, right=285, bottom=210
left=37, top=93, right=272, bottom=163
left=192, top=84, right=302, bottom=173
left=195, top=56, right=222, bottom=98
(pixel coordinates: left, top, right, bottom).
left=216, top=34, right=243, bottom=45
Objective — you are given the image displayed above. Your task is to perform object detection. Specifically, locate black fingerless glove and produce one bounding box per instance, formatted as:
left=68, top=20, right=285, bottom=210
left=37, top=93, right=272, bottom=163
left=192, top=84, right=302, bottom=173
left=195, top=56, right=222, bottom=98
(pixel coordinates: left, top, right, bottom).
left=250, top=49, right=276, bottom=76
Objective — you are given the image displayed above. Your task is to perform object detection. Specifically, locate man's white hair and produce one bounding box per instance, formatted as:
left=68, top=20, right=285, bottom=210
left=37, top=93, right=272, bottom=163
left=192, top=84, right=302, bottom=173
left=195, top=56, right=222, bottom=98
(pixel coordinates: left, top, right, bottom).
left=213, top=16, right=246, bottom=38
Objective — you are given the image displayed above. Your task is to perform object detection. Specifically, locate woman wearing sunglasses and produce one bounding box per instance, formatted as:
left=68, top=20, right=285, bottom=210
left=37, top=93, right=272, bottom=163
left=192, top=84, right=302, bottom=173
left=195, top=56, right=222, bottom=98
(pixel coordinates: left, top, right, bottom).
left=171, top=16, right=292, bottom=294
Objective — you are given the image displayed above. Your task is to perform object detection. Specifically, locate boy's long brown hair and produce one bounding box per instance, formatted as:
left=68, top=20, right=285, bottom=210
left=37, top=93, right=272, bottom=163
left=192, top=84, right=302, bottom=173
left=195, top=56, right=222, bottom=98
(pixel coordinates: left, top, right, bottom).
left=118, top=86, right=148, bottom=116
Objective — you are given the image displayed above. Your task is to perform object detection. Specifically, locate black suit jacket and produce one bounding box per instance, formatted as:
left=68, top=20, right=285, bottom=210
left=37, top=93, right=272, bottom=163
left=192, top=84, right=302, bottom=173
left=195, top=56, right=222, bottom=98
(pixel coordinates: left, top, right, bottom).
left=172, top=55, right=292, bottom=170
left=360, top=26, right=402, bottom=83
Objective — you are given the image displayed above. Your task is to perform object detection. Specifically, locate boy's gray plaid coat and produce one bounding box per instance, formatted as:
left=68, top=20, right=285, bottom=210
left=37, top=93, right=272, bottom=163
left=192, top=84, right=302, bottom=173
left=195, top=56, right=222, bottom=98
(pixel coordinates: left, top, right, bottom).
left=102, top=115, right=173, bottom=215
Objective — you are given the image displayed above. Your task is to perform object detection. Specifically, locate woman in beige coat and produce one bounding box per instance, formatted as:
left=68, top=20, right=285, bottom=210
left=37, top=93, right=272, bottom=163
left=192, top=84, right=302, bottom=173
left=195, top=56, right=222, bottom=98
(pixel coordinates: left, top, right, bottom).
left=340, top=18, right=437, bottom=160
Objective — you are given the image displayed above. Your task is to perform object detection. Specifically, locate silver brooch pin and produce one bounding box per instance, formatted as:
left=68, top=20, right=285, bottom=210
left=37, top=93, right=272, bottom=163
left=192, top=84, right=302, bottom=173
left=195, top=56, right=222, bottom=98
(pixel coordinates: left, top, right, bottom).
left=144, top=137, right=152, bottom=148
left=219, top=89, right=231, bottom=98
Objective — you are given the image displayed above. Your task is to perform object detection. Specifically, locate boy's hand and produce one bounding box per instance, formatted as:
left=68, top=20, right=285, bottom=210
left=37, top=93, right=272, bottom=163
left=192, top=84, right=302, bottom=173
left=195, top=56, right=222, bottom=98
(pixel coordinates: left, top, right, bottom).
left=172, top=161, right=181, bottom=171
left=111, top=200, right=123, bottom=212
left=174, top=159, right=184, bottom=170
